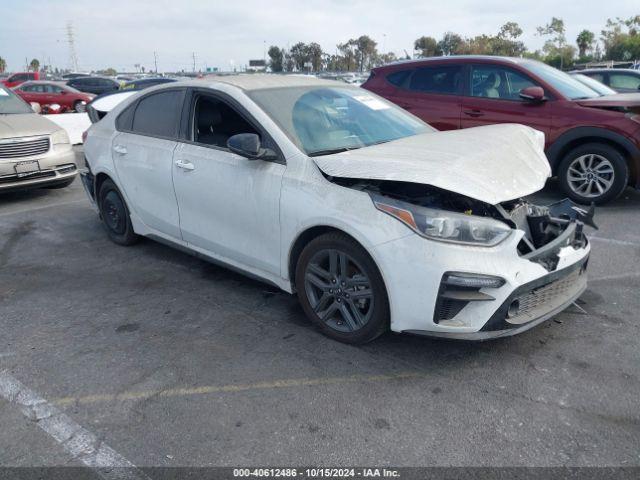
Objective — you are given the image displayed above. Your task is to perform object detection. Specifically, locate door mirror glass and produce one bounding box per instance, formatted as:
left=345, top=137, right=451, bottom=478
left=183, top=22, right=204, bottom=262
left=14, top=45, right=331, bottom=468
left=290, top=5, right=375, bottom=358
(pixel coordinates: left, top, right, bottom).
left=519, top=86, right=546, bottom=103
left=227, top=133, right=275, bottom=160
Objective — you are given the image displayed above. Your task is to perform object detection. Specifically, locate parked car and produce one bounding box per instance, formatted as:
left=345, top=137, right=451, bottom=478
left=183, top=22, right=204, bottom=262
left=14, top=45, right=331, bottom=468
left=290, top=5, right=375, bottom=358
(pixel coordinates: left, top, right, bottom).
left=13, top=81, right=94, bottom=112
left=577, top=68, right=640, bottom=93
left=363, top=56, right=640, bottom=204
left=0, top=85, right=77, bottom=191
left=66, top=76, right=119, bottom=95
left=1, top=71, right=40, bottom=88
left=62, top=72, right=91, bottom=80
left=570, top=73, right=618, bottom=96
left=80, top=76, right=593, bottom=344
left=120, top=77, right=177, bottom=90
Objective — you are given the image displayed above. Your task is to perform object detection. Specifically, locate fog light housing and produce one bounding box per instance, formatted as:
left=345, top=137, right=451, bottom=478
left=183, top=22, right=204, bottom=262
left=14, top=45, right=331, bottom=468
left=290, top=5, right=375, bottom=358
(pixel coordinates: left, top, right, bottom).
left=507, top=299, right=520, bottom=318
left=443, top=272, right=506, bottom=289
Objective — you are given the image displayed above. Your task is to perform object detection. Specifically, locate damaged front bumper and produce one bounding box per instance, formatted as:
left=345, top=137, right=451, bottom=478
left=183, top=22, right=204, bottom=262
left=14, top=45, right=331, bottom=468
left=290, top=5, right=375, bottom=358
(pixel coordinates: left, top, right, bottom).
left=79, top=159, right=98, bottom=212
left=370, top=199, right=592, bottom=340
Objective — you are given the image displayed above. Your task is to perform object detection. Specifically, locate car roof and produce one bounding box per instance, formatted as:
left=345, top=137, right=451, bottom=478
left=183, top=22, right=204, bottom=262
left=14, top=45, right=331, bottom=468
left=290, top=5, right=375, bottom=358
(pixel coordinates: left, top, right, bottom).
left=197, top=74, right=343, bottom=91
left=375, top=55, right=537, bottom=70
left=579, top=68, right=640, bottom=74
left=18, top=80, right=68, bottom=87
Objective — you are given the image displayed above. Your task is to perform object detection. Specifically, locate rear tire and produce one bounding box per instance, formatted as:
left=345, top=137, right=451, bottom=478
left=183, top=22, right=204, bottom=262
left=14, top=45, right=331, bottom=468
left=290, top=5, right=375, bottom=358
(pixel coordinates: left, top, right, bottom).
left=557, top=143, right=628, bottom=205
left=98, top=179, right=139, bottom=246
left=295, top=232, right=389, bottom=344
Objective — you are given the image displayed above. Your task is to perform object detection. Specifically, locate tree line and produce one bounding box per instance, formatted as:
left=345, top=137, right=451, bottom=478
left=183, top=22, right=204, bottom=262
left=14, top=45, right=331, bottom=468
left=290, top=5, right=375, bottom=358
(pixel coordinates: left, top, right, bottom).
left=267, top=15, right=640, bottom=73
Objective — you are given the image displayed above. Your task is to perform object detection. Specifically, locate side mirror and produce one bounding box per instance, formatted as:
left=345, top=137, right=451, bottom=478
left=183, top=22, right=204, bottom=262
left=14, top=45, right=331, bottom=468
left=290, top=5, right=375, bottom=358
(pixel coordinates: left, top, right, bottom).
left=30, top=102, right=41, bottom=114
left=519, top=86, right=546, bottom=103
left=227, top=133, right=276, bottom=160
left=59, top=90, right=68, bottom=95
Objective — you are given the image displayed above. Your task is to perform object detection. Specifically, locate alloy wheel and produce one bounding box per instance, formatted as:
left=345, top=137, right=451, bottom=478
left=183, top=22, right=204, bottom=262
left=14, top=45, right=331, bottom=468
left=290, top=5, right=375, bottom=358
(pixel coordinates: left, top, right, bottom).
left=303, top=249, right=374, bottom=333
left=567, top=154, right=615, bottom=198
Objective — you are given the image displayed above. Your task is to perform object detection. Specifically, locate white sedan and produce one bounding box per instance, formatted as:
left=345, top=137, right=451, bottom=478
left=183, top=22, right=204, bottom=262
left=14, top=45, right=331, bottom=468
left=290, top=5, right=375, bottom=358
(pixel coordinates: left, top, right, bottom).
left=81, top=75, right=593, bottom=344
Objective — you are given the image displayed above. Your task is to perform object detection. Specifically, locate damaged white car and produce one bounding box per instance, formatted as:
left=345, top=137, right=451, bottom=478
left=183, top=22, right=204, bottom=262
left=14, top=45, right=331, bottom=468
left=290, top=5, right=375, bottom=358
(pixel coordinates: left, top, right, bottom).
left=81, top=76, right=594, bottom=344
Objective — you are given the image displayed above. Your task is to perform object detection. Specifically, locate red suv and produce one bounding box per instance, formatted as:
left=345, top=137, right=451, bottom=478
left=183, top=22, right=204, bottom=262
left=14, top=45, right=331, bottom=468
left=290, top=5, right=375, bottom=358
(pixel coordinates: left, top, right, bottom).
left=363, top=56, right=640, bottom=204
left=1, top=71, right=40, bottom=88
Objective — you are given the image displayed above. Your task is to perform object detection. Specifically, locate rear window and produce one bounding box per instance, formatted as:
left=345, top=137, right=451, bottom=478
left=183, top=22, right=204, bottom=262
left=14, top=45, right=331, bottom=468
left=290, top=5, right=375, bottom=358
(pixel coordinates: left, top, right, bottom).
left=130, top=90, right=184, bottom=138
left=386, top=70, right=411, bottom=87
left=409, top=65, right=463, bottom=95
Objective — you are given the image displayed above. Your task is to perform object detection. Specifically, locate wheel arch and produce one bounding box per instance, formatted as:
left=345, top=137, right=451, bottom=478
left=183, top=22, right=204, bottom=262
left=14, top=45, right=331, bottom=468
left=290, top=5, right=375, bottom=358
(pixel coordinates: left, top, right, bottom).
left=287, top=225, right=387, bottom=295
left=547, top=127, right=640, bottom=185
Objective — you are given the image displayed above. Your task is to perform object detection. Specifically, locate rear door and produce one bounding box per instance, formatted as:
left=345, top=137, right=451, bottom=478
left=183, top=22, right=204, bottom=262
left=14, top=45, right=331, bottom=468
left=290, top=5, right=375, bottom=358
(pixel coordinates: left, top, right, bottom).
left=112, top=88, right=185, bottom=239
left=172, top=89, right=285, bottom=276
left=391, top=64, right=463, bottom=130
left=460, top=64, right=552, bottom=140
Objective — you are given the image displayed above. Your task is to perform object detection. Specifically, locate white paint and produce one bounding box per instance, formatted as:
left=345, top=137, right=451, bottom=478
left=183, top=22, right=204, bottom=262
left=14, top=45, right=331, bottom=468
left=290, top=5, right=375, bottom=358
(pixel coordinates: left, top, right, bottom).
left=0, top=371, right=150, bottom=480
left=43, top=113, right=91, bottom=145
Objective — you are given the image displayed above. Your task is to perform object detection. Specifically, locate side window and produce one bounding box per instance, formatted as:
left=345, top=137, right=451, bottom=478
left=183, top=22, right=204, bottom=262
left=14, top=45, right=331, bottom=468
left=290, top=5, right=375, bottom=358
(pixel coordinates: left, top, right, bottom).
left=50, top=85, right=63, bottom=94
left=192, top=95, right=259, bottom=148
left=409, top=66, right=463, bottom=95
left=609, top=73, right=640, bottom=90
left=20, top=85, right=34, bottom=92
left=588, top=72, right=605, bottom=83
left=131, top=90, right=184, bottom=138
left=470, top=65, right=537, bottom=100
left=386, top=70, right=411, bottom=87
left=33, top=85, right=46, bottom=93
left=116, top=102, right=136, bottom=131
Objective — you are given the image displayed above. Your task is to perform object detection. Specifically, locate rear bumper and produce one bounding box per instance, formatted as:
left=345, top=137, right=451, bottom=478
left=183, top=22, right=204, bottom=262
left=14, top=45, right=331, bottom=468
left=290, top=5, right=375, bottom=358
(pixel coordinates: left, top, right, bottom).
left=79, top=166, right=98, bottom=211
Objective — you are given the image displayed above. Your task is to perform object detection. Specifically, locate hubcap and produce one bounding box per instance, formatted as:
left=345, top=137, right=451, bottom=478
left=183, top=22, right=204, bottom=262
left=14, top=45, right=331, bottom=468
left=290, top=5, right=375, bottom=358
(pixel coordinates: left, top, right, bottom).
left=304, top=249, right=374, bottom=333
left=567, top=154, right=614, bottom=198
left=103, top=191, right=126, bottom=234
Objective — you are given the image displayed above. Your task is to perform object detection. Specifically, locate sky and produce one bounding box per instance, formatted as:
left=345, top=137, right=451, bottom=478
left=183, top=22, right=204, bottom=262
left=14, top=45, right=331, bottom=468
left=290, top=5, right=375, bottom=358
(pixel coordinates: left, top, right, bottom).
left=1, top=0, right=638, bottom=73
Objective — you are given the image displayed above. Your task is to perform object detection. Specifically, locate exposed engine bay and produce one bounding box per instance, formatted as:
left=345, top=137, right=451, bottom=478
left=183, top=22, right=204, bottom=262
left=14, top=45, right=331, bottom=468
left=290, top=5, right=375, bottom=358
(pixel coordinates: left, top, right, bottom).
left=331, top=177, right=596, bottom=271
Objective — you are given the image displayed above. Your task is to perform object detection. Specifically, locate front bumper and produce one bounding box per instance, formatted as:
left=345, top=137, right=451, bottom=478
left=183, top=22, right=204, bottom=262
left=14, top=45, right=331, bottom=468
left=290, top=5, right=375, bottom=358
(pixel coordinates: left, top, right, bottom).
left=0, top=143, right=77, bottom=192
left=371, top=220, right=591, bottom=339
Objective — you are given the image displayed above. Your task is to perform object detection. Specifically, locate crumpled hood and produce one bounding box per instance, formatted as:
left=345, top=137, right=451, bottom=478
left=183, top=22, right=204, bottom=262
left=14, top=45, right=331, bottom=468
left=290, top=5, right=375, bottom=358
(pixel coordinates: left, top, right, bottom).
left=313, top=123, right=551, bottom=205
left=0, top=113, right=61, bottom=139
left=575, top=93, right=640, bottom=108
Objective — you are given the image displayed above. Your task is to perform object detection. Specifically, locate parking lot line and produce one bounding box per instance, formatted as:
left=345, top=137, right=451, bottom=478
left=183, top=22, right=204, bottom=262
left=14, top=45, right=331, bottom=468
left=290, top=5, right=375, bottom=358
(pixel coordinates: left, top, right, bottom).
left=588, top=235, right=640, bottom=247
left=0, top=370, right=150, bottom=480
left=51, top=371, right=424, bottom=406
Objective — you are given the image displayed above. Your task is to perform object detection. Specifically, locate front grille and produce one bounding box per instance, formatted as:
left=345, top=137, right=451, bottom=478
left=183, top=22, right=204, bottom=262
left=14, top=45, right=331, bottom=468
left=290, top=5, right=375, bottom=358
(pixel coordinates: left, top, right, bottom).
left=506, top=268, right=586, bottom=325
left=0, top=136, right=50, bottom=159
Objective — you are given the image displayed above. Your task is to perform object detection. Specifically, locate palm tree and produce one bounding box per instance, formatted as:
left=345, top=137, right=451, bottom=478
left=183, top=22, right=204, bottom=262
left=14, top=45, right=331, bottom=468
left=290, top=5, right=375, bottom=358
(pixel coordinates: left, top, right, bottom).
left=29, top=58, right=40, bottom=72
left=576, top=30, right=595, bottom=58
left=0, top=57, right=6, bottom=74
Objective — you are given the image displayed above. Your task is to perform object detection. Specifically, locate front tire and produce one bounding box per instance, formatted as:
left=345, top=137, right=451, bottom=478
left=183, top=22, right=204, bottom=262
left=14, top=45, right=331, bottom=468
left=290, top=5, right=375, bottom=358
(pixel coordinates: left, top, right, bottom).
left=558, top=143, right=628, bottom=205
left=295, top=232, right=389, bottom=344
left=98, top=179, right=139, bottom=246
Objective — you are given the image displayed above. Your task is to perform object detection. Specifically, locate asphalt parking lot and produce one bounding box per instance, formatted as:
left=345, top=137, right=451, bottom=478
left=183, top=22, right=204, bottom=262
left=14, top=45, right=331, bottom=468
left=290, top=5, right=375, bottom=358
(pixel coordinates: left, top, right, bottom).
left=1, top=150, right=639, bottom=470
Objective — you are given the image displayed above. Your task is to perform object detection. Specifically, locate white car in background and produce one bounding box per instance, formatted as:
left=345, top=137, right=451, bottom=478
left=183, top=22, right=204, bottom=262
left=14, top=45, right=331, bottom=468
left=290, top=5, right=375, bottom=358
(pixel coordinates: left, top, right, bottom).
left=81, top=76, right=593, bottom=344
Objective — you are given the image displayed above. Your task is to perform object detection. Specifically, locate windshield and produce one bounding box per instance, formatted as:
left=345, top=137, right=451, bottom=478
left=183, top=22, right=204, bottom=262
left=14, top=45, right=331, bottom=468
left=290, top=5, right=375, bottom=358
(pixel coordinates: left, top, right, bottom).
left=248, top=86, right=432, bottom=155
left=0, top=85, right=33, bottom=114
left=524, top=61, right=600, bottom=100
left=571, top=74, right=617, bottom=96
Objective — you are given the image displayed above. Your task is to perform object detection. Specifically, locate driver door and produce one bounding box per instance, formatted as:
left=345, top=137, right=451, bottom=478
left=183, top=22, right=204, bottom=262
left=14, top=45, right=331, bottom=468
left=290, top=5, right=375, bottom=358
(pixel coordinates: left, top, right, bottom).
left=172, top=89, right=285, bottom=276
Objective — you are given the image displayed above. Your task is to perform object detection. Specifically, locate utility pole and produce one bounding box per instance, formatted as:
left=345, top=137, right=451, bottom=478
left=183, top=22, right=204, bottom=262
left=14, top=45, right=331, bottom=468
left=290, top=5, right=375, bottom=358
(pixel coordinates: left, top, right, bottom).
left=154, top=51, right=158, bottom=73
left=66, top=22, right=78, bottom=72
left=192, top=52, right=196, bottom=72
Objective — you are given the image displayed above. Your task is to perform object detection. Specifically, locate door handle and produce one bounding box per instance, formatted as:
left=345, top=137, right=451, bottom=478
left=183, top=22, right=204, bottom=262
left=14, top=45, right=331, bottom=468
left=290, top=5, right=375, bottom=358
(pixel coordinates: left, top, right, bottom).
left=463, top=109, right=484, bottom=118
left=174, top=159, right=195, bottom=171
left=113, top=144, right=127, bottom=155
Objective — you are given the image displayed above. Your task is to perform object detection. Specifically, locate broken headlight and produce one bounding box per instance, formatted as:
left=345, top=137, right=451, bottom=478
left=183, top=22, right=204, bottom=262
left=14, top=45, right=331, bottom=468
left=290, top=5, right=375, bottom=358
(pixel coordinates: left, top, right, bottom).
left=372, top=194, right=512, bottom=247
